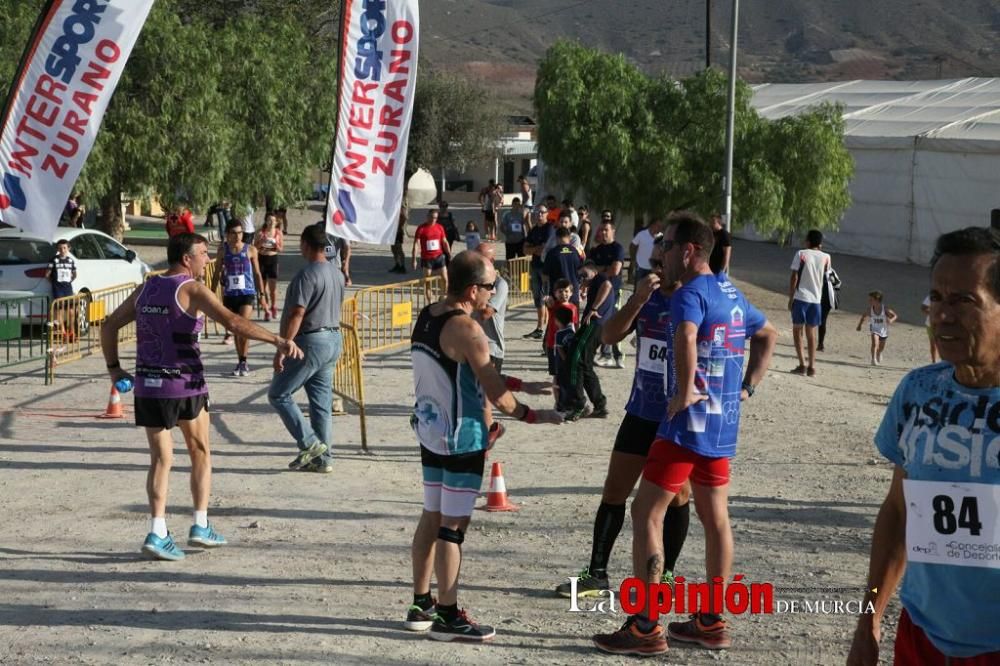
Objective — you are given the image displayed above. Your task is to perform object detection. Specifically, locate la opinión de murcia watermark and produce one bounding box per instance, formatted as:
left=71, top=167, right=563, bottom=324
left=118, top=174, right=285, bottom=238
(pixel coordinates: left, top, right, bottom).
left=565, top=575, right=876, bottom=619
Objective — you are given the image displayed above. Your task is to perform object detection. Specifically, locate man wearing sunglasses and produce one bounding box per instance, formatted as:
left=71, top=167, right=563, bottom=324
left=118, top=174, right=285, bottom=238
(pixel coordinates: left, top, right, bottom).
left=593, top=213, right=777, bottom=655
left=406, top=251, right=562, bottom=642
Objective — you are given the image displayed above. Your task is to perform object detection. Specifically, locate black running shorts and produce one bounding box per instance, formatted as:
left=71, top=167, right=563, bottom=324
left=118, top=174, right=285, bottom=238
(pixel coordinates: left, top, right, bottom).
left=612, top=412, right=660, bottom=457
left=135, top=394, right=209, bottom=430
left=223, top=294, right=255, bottom=312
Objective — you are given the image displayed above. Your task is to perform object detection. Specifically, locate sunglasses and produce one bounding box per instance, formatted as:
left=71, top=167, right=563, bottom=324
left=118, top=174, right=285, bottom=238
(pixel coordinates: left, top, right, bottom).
left=476, top=281, right=497, bottom=291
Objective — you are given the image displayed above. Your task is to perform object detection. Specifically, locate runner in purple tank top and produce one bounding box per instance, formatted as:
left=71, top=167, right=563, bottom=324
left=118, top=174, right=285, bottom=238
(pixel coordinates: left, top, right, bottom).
left=101, top=233, right=302, bottom=561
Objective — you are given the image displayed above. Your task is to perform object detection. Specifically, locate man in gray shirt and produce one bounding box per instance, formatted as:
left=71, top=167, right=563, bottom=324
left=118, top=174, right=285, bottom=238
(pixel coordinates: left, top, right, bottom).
left=472, top=242, right=509, bottom=448
left=268, top=224, right=346, bottom=473
left=500, top=197, right=528, bottom=259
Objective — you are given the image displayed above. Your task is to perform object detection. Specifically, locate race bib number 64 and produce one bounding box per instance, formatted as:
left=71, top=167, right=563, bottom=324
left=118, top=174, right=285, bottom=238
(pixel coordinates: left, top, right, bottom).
left=904, top=479, right=1000, bottom=570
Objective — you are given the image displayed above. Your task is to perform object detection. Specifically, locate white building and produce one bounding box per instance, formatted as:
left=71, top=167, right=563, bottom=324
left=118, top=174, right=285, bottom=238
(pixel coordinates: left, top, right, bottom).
left=751, top=78, right=1000, bottom=264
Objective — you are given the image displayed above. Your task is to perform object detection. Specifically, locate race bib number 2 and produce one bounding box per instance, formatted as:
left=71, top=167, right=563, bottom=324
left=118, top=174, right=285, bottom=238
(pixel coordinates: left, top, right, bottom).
left=904, top=479, right=1000, bottom=570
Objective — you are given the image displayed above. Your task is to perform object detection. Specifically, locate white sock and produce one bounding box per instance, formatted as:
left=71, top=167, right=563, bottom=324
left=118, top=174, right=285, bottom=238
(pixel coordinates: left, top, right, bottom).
left=150, top=517, right=168, bottom=538
left=193, top=511, right=208, bottom=528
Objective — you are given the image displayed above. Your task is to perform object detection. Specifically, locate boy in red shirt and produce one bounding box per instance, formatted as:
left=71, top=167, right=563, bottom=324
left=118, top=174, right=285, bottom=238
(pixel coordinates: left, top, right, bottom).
left=542, top=278, right=578, bottom=409
left=411, top=209, right=451, bottom=301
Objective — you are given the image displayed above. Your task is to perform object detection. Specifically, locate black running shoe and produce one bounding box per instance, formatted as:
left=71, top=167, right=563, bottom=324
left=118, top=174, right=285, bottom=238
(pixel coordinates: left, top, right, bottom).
left=403, top=600, right=436, bottom=631
left=555, top=567, right=610, bottom=598
left=428, top=609, right=495, bottom=642
left=587, top=407, right=609, bottom=419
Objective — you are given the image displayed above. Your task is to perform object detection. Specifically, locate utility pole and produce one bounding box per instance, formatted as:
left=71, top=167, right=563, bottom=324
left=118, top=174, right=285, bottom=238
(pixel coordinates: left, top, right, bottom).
left=722, top=0, right=739, bottom=233
left=706, top=0, right=712, bottom=69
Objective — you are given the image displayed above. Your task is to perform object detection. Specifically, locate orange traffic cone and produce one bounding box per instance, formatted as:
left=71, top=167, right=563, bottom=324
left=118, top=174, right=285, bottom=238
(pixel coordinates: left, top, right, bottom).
left=98, top=386, right=125, bottom=419
left=481, top=461, right=519, bottom=512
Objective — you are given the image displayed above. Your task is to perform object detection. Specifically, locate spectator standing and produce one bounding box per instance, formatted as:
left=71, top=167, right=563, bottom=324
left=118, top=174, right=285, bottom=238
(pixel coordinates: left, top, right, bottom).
left=589, top=218, right=627, bottom=368
left=578, top=206, right=593, bottom=252
left=708, top=213, right=732, bottom=275
left=267, top=224, right=346, bottom=474
left=437, top=201, right=459, bottom=247
left=543, top=227, right=584, bottom=304
left=630, top=217, right=664, bottom=283
left=920, top=295, right=938, bottom=362
left=390, top=200, right=408, bottom=274
left=788, top=229, right=832, bottom=377
left=45, top=239, right=77, bottom=340
left=576, top=261, right=613, bottom=418
left=522, top=204, right=556, bottom=339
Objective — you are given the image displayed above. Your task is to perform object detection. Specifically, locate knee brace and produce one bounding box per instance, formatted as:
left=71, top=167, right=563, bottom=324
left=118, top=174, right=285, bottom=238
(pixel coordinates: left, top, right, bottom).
left=437, top=526, right=465, bottom=545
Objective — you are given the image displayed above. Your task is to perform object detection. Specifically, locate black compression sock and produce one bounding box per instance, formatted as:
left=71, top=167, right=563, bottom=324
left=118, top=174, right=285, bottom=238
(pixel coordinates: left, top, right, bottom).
left=589, top=502, right=626, bottom=577
left=436, top=603, right=458, bottom=622
left=634, top=614, right=658, bottom=633
left=413, top=592, right=433, bottom=609
left=663, top=501, right=690, bottom=573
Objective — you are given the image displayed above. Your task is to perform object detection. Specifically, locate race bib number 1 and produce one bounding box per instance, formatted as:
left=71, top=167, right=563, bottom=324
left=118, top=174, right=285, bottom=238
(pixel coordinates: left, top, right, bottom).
left=904, top=479, right=1000, bottom=570
left=426, top=239, right=441, bottom=252
left=227, top=275, right=246, bottom=291
left=637, top=337, right=669, bottom=374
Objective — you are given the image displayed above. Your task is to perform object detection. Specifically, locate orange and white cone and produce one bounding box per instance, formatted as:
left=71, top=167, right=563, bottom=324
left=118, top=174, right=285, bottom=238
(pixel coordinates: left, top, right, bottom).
left=481, top=461, right=519, bottom=512
left=97, top=386, right=125, bottom=419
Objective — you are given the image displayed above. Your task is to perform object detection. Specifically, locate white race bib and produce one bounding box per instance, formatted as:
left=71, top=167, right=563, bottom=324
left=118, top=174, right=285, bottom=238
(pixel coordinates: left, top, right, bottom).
left=144, top=378, right=163, bottom=388
left=509, top=222, right=523, bottom=233
left=904, top=479, right=1000, bottom=570
left=425, top=239, right=441, bottom=252
left=227, top=274, right=246, bottom=291
left=637, top=337, right=669, bottom=374
left=56, top=267, right=73, bottom=283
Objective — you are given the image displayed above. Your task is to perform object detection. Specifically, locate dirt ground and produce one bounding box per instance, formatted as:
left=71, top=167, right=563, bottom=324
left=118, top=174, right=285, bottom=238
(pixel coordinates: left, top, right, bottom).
left=0, top=207, right=937, bottom=665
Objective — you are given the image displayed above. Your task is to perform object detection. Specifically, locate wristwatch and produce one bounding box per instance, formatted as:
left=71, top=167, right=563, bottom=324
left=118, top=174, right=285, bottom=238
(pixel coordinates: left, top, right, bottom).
left=741, top=381, right=755, bottom=397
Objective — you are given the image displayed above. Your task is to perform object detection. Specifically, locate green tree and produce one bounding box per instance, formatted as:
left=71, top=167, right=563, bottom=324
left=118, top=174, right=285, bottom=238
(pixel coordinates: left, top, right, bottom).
left=407, top=70, right=507, bottom=180
left=1, top=0, right=340, bottom=239
left=534, top=41, right=854, bottom=237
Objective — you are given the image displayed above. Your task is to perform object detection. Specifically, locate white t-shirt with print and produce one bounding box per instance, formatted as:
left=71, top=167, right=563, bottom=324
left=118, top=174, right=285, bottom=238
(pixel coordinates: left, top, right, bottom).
left=790, top=248, right=831, bottom=304
left=631, top=228, right=660, bottom=270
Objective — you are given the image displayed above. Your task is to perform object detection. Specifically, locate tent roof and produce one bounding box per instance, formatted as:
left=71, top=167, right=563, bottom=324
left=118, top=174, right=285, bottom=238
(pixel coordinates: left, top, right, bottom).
left=752, top=78, right=1000, bottom=146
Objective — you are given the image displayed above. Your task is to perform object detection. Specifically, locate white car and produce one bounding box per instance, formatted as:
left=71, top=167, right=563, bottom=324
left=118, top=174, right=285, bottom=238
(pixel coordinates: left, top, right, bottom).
left=0, top=227, right=150, bottom=327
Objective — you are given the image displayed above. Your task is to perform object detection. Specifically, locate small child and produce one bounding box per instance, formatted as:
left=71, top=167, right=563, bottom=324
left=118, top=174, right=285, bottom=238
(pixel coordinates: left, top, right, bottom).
left=542, top=278, right=578, bottom=407
left=856, top=290, right=898, bottom=365
left=552, top=306, right=586, bottom=417
left=464, top=221, right=481, bottom=250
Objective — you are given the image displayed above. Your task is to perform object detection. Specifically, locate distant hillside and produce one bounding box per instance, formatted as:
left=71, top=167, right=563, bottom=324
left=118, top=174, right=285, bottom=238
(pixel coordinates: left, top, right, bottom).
left=419, top=0, right=1000, bottom=112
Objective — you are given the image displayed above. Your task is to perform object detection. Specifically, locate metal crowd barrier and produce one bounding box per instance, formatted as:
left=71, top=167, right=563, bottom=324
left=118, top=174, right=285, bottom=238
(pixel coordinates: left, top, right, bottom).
left=47, top=282, right=139, bottom=384
left=501, top=256, right=533, bottom=309
left=332, top=323, right=368, bottom=452
left=348, top=275, right=444, bottom=355
left=0, top=294, right=50, bottom=375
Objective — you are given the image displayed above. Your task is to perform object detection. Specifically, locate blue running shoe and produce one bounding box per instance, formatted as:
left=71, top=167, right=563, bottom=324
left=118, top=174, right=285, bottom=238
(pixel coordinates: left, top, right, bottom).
left=141, top=532, right=185, bottom=561
left=188, top=523, right=227, bottom=548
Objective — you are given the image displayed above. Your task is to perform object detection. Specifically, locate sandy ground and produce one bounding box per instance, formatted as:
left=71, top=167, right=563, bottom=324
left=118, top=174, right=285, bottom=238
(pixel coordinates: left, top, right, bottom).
left=0, top=206, right=938, bottom=665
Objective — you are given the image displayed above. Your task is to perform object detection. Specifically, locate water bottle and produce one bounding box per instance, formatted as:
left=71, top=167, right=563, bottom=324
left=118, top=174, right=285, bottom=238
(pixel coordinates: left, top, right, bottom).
left=114, top=378, right=133, bottom=393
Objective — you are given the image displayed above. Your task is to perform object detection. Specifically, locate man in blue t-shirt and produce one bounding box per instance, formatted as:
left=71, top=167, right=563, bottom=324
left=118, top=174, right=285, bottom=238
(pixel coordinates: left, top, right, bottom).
left=848, top=227, right=1000, bottom=665
left=593, top=213, right=777, bottom=656
left=543, top=227, right=583, bottom=305
left=557, top=240, right=693, bottom=604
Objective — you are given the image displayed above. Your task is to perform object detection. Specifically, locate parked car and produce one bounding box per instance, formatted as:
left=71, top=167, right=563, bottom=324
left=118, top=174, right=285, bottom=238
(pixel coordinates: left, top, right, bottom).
left=0, top=227, right=150, bottom=330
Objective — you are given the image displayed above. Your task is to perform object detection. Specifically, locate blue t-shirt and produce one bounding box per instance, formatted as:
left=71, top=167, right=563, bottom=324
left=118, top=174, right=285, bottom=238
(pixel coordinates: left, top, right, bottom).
left=584, top=273, right=617, bottom=322
left=544, top=244, right=583, bottom=304
left=875, top=363, right=1000, bottom=657
left=626, top=290, right=673, bottom=422
left=657, top=273, right=765, bottom=458
left=589, top=241, right=626, bottom=290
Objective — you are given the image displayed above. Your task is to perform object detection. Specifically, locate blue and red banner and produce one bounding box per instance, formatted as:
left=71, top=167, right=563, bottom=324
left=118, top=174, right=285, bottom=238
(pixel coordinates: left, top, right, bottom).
left=326, top=0, right=419, bottom=245
left=0, top=0, right=155, bottom=235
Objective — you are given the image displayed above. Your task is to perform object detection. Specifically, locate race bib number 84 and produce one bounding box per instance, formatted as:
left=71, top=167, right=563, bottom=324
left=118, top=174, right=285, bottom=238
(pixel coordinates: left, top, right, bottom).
left=904, top=479, right=1000, bottom=570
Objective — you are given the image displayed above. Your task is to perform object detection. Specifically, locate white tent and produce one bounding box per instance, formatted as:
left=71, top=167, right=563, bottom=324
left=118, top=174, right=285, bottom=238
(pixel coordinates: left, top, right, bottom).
left=751, top=78, right=1000, bottom=264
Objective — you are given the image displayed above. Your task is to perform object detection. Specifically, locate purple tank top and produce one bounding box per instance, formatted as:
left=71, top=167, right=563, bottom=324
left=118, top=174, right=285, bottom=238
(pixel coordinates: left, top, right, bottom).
left=135, top=274, right=207, bottom=399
